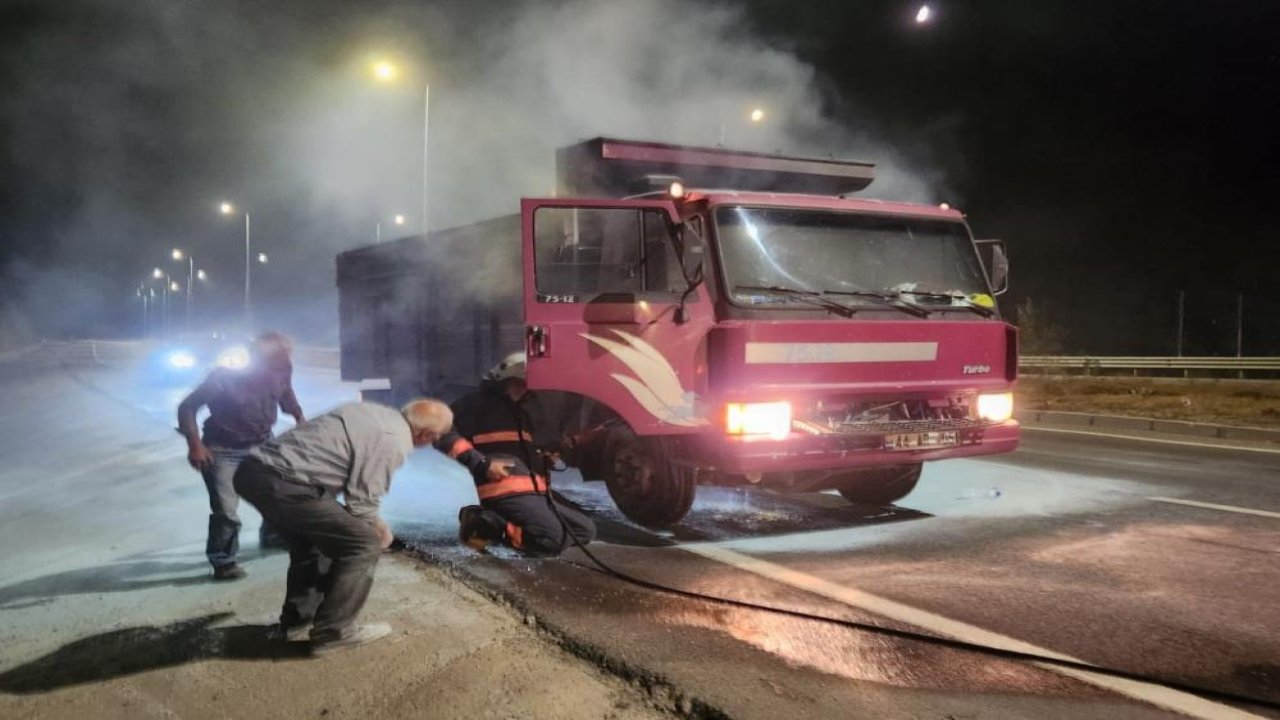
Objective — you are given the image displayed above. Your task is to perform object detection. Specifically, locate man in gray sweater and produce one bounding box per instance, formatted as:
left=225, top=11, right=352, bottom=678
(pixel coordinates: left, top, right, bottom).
left=234, top=398, right=496, bottom=654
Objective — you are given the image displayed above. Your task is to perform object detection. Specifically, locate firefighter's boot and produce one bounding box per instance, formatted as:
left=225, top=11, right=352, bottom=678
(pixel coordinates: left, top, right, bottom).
left=458, top=505, right=506, bottom=551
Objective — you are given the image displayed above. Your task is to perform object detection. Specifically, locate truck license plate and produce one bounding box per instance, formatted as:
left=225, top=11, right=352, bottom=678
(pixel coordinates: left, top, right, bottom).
left=884, top=431, right=959, bottom=450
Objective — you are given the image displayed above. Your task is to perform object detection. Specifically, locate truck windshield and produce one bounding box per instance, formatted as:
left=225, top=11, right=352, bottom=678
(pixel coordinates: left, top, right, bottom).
left=714, top=206, right=991, bottom=311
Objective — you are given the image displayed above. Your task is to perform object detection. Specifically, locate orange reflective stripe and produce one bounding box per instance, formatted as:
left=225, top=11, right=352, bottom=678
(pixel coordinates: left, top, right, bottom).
left=476, top=474, right=548, bottom=500
left=473, top=430, right=533, bottom=445
left=505, top=522, right=524, bottom=550
left=448, top=437, right=474, bottom=459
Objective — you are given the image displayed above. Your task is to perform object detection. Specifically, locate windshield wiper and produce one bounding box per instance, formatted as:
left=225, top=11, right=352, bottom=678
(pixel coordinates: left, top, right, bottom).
left=822, top=288, right=931, bottom=319
left=894, top=289, right=997, bottom=318
left=734, top=285, right=856, bottom=318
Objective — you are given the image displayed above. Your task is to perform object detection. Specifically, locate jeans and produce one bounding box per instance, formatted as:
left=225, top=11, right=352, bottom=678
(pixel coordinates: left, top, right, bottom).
left=234, top=458, right=383, bottom=641
left=201, top=446, right=251, bottom=568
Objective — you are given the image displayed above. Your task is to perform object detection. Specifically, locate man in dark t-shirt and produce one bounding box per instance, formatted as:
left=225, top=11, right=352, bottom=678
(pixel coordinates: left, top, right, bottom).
left=178, top=332, right=304, bottom=580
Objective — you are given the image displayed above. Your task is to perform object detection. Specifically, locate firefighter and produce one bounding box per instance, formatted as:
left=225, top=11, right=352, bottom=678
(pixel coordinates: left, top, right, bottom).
left=444, top=352, right=596, bottom=556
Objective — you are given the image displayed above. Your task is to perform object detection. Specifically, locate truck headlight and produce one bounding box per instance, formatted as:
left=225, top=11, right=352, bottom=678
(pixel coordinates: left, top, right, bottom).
left=167, top=350, right=197, bottom=370
left=216, top=345, right=250, bottom=369
left=977, top=392, right=1014, bottom=422
left=725, top=401, right=792, bottom=440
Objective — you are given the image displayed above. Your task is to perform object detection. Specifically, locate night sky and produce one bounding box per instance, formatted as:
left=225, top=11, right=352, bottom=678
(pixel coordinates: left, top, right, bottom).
left=1, top=0, right=1277, bottom=354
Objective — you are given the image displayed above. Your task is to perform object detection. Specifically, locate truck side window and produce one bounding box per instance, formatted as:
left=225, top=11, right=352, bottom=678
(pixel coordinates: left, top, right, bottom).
left=534, top=207, right=679, bottom=299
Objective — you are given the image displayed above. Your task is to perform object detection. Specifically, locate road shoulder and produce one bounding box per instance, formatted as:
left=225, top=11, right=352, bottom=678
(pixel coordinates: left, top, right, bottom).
left=0, top=548, right=672, bottom=720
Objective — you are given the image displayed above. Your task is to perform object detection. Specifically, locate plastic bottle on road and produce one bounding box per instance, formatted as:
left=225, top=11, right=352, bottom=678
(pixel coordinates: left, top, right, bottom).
left=958, top=487, right=1002, bottom=500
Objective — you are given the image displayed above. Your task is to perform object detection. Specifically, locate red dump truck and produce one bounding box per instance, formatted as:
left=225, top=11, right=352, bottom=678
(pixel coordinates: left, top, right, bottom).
left=337, top=138, right=1019, bottom=527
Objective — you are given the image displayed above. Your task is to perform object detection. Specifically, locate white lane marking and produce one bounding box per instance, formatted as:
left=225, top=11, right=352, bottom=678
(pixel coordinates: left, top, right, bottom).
left=683, top=544, right=1265, bottom=720
left=1024, top=425, right=1280, bottom=455
left=1149, top=496, right=1280, bottom=520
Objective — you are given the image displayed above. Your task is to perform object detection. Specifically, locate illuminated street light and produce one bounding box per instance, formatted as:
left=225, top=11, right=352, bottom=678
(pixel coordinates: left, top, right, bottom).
left=915, top=4, right=932, bottom=24
left=197, top=269, right=208, bottom=281
left=394, top=214, right=406, bottom=226
left=257, top=252, right=268, bottom=264
left=170, top=281, right=180, bottom=292
left=219, top=201, right=234, bottom=215
left=152, top=267, right=164, bottom=279
left=750, top=108, right=765, bottom=123
left=372, top=60, right=398, bottom=82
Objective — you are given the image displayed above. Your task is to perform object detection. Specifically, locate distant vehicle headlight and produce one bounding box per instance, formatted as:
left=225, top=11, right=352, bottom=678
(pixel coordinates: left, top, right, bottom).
left=167, top=350, right=198, bottom=370
left=216, top=346, right=250, bottom=369
left=977, top=392, right=1014, bottom=422
left=725, top=401, right=792, bottom=440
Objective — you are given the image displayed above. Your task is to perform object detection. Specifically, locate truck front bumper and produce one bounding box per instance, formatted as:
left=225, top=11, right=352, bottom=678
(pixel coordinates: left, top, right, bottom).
left=700, top=419, right=1021, bottom=474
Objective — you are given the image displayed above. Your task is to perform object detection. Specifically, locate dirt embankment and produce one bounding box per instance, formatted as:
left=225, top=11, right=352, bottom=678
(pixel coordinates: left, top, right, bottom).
left=1016, top=376, right=1280, bottom=429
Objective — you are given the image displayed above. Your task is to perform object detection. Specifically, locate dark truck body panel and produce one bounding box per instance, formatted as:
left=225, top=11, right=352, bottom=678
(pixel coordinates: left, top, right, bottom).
left=336, top=214, right=522, bottom=404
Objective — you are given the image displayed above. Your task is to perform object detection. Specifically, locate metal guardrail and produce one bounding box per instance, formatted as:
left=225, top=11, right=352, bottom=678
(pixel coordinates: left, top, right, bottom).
left=1020, top=355, right=1280, bottom=378
left=1022, top=356, right=1280, bottom=369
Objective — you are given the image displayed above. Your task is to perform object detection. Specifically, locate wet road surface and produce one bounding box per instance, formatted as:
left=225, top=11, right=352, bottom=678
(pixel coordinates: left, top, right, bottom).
left=3, top=343, right=1277, bottom=719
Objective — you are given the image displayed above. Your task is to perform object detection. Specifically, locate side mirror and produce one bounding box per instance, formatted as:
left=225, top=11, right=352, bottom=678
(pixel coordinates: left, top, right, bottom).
left=975, top=239, right=1009, bottom=296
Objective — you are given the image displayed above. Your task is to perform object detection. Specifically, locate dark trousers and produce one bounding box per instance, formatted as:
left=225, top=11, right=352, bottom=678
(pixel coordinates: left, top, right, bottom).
left=233, top=458, right=382, bottom=641
left=483, top=492, right=596, bottom=556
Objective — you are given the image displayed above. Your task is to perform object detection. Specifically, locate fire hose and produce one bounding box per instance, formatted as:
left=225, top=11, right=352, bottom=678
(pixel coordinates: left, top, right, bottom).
left=505, top=412, right=1279, bottom=713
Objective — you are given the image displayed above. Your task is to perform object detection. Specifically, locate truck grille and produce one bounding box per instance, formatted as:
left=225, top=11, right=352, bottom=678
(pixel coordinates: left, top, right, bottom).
left=821, top=417, right=985, bottom=435
left=794, top=395, right=983, bottom=436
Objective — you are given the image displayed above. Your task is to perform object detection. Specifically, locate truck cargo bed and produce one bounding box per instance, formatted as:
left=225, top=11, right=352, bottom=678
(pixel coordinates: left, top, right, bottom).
left=336, top=214, right=523, bottom=403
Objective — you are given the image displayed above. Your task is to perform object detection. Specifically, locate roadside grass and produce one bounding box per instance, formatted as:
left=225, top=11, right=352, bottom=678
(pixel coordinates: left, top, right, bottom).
left=1016, top=376, right=1280, bottom=429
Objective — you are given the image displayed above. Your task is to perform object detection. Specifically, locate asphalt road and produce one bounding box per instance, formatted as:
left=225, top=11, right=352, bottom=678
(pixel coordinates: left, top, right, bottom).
left=2, top=343, right=1277, bottom=719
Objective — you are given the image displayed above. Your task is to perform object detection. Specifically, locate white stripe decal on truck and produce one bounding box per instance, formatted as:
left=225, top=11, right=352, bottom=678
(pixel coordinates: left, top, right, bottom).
left=745, top=342, right=938, bottom=365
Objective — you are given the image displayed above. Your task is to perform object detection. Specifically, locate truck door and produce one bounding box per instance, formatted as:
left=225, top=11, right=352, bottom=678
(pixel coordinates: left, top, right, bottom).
left=521, top=198, right=712, bottom=435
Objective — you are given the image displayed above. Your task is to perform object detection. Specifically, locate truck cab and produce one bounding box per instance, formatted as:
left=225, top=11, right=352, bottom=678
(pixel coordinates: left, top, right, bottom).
left=338, top=138, right=1018, bottom=527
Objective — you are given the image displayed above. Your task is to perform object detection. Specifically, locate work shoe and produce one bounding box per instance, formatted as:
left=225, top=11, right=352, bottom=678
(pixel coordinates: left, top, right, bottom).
left=267, top=622, right=314, bottom=643
left=310, top=623, right=392, bottom=656
left=458, top=505, right=501, bottom=551
left=212, top=563, right=247, bottom=581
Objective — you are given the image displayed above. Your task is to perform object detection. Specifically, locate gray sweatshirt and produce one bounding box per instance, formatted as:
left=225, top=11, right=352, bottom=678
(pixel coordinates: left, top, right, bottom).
left=249, top=402, right=414, bottom=517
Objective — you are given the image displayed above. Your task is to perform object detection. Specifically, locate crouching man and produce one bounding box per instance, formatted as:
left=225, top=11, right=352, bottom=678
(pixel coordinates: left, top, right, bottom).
left=233, top=399, right=451, bottom=654
left=443, top=352, right=596, bottom=556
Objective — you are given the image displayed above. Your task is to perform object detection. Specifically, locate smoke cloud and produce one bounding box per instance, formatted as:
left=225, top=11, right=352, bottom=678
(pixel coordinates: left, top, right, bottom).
left=0, top=0, right=946, bottom=347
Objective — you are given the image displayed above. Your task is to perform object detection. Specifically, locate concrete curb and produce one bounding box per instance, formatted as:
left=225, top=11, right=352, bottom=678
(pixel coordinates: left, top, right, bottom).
left=401, top=546, right=723, bottom=719
left=1017, top=409, right=1280, bottom=445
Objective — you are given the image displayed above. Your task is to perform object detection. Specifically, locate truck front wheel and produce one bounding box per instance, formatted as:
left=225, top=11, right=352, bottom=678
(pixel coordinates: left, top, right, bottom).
left=604, top=428, right=695, bottom=528
left=835, top=464, right=923, bottom=506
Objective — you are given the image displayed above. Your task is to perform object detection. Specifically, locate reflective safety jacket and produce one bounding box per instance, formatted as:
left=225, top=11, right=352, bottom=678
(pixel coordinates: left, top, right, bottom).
left=435, top=382, right=555, bottom=501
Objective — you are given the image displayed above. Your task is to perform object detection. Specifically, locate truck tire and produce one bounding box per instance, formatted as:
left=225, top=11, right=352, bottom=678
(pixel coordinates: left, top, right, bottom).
left=604, top=427, right=696, bottom=528
left=835, top=464, right=923, bottom=506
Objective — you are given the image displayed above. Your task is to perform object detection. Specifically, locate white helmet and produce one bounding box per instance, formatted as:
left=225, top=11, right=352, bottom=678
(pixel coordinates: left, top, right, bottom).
left=485, top=351, right=526, bottom=384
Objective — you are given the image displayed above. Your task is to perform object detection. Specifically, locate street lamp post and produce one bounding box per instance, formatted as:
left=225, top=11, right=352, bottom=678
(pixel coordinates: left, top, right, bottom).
left=152, top=268, right=179, bottom=337
left=718, top=107, right=767, bottom=147
left=152, top=268, right=167, bottom=336
left=374, top=213, right=407, bottom=244
left=219, top=202, right=255, bottom=330
left=173, top=249, right=194, bottom=334
left=136, top=284, right=149, bottom=338
left=372, top=60, right=429, bottom=234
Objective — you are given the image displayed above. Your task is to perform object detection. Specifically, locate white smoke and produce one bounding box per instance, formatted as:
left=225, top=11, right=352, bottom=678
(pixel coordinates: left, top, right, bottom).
left=1, top=0, right=949, bottom=343
left=282, top=0, right=944, bottom=234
